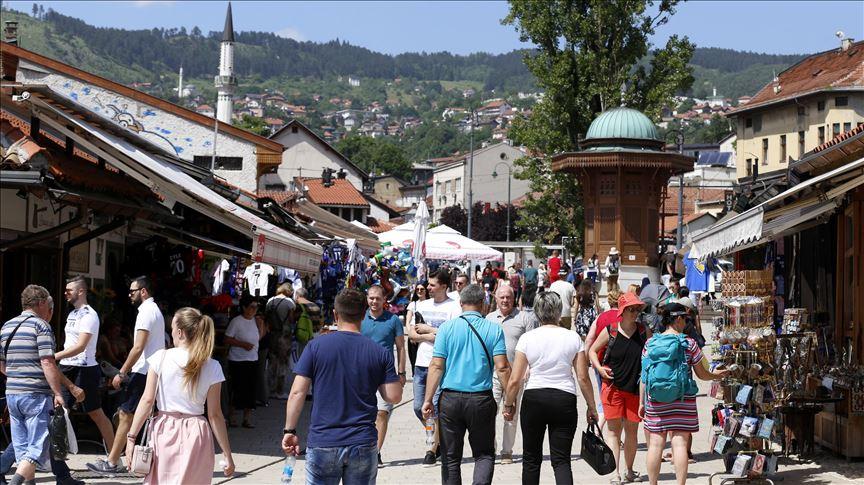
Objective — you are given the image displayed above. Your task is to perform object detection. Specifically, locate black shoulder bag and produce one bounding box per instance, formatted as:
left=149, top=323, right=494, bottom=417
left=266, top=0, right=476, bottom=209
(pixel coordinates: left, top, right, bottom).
left=581, top=421, right=617, bottom=475
left=460, top=316, right=493, bottom=370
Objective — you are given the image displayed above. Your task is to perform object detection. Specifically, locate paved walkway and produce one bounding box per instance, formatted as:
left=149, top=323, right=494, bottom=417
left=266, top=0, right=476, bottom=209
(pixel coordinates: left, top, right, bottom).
left=44, top=332, right=864, bottom=484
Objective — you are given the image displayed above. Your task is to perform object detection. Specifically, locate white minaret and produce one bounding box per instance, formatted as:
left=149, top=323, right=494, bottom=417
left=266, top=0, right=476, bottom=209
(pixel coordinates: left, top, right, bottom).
left=215, top=2, right=236, bottom=124
left=177, top=65, right=184, bottom=100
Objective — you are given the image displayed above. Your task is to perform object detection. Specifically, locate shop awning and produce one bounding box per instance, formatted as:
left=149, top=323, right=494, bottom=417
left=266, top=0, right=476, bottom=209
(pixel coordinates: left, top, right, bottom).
left=689, top=157, right=864, bottom=258
left=29, top=95, right=322, bottom=273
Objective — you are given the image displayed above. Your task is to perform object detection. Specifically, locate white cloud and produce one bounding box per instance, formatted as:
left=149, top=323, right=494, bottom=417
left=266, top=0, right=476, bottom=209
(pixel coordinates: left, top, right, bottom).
left=275, top=26, right=305, bottom=41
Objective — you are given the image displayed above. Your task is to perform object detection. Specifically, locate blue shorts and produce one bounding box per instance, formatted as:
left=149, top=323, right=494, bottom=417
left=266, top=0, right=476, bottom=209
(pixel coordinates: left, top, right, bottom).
left=7, top=393, right=52, bottom=467
left=119, top=372, right=147, bottom=414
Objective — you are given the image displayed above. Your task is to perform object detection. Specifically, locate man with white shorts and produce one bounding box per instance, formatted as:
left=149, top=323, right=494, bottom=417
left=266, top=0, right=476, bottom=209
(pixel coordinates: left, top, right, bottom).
left=361, top=285, right=406, bottom=467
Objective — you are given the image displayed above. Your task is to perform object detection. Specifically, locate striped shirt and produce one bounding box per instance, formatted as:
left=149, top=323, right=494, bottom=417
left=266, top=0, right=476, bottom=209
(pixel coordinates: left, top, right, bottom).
left=641, top=336, right=703, bottom=433
left=0, top=311, right=56, bottom=395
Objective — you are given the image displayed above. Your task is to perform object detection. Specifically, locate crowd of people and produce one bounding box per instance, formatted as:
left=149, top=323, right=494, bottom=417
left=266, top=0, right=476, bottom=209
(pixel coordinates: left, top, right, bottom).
left=0, top=251, right=722, bottom=485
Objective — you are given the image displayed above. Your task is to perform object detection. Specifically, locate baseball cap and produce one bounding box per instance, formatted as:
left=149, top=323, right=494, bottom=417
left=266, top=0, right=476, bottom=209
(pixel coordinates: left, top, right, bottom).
left=674, top=296, right=696, bottom=311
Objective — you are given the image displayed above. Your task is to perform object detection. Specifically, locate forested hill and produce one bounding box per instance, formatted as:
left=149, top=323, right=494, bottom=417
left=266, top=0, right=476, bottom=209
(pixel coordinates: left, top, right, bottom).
left=3, top=6, right=806, bottom=99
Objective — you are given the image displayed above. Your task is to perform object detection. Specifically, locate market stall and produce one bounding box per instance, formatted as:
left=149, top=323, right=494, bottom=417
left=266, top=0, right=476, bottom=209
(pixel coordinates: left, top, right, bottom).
left=377, top=223, right=503, bottom=262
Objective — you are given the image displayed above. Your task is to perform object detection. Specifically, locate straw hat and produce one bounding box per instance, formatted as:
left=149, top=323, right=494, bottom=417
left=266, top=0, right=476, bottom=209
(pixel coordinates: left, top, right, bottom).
left=609, top=247, right=619, bottom=255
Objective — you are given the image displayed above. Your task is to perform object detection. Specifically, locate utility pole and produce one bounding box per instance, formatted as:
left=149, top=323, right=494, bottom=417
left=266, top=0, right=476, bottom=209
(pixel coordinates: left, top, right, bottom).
left=493, top=161, right=512, bottom=242
left=467, top=108, right=475, bottom=239
left=676, top=131, right=685, bottom=250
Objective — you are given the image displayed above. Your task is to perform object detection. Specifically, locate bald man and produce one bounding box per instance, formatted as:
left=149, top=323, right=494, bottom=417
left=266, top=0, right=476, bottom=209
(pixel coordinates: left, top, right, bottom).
left=485, top=285, right=539, bottom=464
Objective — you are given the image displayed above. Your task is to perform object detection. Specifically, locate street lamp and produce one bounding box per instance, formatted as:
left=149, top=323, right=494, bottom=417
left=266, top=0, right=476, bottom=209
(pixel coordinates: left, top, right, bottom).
left=467, top=108, right=476, bottom=239
left=492, top=161, right=512, bottom=242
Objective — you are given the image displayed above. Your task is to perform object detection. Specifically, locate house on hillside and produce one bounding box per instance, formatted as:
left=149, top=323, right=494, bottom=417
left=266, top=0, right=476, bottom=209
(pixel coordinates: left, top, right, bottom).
left=196, top=104, right=215, bottom=117
left=477, top=98, right=511, bottom=119
left=266, top=119, right=368, bottom=192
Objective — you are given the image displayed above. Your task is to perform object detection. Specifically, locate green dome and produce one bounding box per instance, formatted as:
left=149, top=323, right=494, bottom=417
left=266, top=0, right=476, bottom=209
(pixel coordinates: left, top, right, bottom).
left=585, top=107, right=659, bottom=141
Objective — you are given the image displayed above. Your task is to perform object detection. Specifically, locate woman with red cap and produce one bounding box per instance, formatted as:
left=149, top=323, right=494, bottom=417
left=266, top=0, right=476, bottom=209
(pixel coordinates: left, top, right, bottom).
left=589, top=292, right=651, bottom=485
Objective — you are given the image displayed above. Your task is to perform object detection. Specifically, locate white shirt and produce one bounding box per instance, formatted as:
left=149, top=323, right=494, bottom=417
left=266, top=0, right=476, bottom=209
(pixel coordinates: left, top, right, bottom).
left=148, top=348, right=225, bottom=415
left=515, top=326, right=584, bottom=396
left=412, top=297, right=463, bottom=367
left=549, top=280, right=575, bottom=318
left=131, top=298, right=166, bottom=375
left=60, top=304, right=100, bottom=367
left=243, top=263, right=275, bottom=296
left=225, top=315, right=259, bottom=361
left=447, top=291, right=461, bottom=303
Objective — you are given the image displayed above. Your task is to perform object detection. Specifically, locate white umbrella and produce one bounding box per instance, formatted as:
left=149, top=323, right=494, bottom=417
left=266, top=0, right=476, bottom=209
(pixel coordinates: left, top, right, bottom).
left=412, top=201, right=430, bottom=279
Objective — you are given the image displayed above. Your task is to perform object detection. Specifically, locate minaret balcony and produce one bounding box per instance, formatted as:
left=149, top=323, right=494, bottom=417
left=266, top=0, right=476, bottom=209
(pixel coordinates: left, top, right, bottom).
left=214, top=75, right=237, bottom=88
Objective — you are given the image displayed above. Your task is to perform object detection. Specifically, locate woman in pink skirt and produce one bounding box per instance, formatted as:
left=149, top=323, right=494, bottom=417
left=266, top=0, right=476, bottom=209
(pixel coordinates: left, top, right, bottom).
left=126, top=307, right=235, bottom=484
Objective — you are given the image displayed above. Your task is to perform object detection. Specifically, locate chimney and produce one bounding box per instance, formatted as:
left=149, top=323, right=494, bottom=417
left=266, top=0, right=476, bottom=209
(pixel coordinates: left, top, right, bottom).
left=4, top=21, right=18, bottom=44
left=842, top=37, right=854, bottom=51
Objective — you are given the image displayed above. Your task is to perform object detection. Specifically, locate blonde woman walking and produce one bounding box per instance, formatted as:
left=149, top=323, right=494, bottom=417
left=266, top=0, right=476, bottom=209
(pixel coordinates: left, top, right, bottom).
left=126, top=308, right=235, bottom=484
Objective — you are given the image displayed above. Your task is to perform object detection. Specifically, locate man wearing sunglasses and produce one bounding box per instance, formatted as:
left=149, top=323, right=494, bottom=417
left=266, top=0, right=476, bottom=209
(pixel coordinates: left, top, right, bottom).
left=88, top=276, right=164, bottom=476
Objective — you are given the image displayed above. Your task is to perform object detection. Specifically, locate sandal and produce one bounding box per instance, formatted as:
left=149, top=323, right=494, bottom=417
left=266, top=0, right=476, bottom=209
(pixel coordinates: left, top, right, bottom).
left=242, top=421, right=256, bottom=429
left=610, top=476, right=623, bottom=485
left=624, top=470, right=642, bottom=483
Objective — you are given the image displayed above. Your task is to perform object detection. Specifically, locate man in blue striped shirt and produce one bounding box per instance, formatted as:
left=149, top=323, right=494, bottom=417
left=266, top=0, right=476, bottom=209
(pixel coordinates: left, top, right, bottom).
left=0, top=285, right=78, bottom=485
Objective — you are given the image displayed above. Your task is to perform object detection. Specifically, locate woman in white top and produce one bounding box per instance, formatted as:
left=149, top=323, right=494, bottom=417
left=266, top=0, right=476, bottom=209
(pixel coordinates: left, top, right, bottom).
left=126, top=307, right=234, bottom=485
left=503, top=291, right=598, bottom=485
left=223, top=295, right=261, bottom=427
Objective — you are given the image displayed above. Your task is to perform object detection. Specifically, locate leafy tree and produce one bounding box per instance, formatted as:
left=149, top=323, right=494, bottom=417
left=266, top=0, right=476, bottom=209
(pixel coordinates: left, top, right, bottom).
left=503, top=0, right=694, bottom=254
left=335, top=135, right=412, bottom=179
left=439, top=203, right=522, bottom=241
left=235, top=115, right=269, bottom=136
left=32, top=3, right=38, bottom=17
left=439, top=205, right=467, bottom=235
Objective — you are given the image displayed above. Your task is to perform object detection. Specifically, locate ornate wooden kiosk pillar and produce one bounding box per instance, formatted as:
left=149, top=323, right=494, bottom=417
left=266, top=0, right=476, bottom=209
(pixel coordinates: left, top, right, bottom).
left=552, top=107, right=694, bottom=292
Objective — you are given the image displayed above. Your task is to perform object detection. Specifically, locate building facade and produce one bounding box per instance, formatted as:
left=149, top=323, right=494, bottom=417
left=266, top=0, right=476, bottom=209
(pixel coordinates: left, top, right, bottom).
left=727, top=39, right=864, bottom=181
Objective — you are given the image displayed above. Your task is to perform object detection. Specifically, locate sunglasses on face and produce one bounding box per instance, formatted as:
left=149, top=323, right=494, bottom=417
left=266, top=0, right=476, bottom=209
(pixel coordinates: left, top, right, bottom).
left=129, top=288, right=142, bottom=295
left=626, top=307, right=641, bottom=314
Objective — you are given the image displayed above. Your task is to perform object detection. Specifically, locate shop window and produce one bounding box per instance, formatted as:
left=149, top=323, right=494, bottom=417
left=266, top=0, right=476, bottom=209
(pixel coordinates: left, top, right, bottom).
left=798, top=131, right=805, bottom=157
left=835, top=96, right=849, bottom=107
left=817, top=100, right=826, bottom=111
left=780, top=135, right=786, bottom=163
left=818, top=126, right=825, bottom=145
left=761, top=138, right=768, bottom=165
left=193, top=155, right=242, bottom=170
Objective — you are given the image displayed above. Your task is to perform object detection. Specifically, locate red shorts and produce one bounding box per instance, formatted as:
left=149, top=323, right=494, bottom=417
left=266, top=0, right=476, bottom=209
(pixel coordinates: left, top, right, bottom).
left=601, top=382, right=641, bottom=423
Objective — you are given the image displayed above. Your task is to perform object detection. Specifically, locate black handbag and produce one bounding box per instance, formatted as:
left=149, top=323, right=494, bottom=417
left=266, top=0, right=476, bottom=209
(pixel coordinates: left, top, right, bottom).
left=581, top=422, right=616, bottom=476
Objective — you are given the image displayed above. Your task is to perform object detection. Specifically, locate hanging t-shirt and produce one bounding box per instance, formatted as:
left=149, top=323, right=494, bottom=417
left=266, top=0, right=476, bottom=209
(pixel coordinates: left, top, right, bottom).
left=516, top=326, right=584, bottom=396
left=60, top=305, right=100, bottom=367
left=244, top=263, right=275, bottom=296
left=225, top=316, right=260, bottom=361
left=684, top=251, right=710, bottom=292
left=412, top=297, right=463, bottom=368
left=212, top=259, right=230, bottom=295
left=148, top=348, right=225, bottom=415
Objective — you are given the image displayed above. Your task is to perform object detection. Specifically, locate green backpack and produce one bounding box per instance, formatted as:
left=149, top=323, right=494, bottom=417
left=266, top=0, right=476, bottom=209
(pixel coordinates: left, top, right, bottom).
left=295, top=305, right=314, bottom=344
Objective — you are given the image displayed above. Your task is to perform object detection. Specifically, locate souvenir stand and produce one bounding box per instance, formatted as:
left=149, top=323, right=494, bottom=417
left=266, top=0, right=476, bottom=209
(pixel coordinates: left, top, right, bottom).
left=708, top=270, right=782, bottom=482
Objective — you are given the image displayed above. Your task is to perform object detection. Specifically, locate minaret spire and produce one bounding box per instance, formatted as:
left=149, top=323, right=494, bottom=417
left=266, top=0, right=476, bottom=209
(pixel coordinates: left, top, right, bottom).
left=215, top=2, right=236, bottom=124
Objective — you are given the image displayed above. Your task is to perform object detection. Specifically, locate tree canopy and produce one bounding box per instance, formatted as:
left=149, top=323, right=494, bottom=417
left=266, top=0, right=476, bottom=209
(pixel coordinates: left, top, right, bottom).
left=503, top=0, right=695, bottom=254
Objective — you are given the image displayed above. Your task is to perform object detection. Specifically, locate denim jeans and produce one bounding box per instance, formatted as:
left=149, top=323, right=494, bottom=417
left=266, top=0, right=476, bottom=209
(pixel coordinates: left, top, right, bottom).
left=411, top=366, right=440, bottom=422
left=438, top=390, right=496, bottom=485
left=5, top=393, right=72, bottom=481
left=305, top=443, right=378, bottom=485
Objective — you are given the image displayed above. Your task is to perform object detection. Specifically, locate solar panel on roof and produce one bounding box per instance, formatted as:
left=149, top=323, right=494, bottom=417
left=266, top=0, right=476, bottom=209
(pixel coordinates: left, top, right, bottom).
left=695, top=152, right=732, bottom=167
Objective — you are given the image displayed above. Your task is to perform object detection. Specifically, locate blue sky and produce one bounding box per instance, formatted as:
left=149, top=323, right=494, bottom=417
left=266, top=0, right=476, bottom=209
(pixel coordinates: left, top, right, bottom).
left=5, top=1, right=863, bottom=56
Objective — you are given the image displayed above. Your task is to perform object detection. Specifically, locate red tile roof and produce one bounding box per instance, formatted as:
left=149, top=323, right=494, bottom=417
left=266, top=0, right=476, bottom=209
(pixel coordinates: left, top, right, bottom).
left=302, top=178, right=369, bottom=207
left=256, top=190, right=295, bottom=205
left=366, top=217, right=397, bottom=234
left=729, top=40, right=864, bottom=115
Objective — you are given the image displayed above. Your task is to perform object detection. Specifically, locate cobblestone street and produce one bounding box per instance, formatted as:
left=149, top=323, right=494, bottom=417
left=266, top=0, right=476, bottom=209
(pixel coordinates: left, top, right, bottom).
left=52, top=346, right=864, bottom=484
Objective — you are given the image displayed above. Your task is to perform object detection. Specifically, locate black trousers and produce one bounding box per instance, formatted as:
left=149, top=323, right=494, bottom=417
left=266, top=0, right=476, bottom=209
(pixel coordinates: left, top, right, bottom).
left=438, top=390, right=497, bottom=485
left=520, top=388, right=579, bottom=485
left=229, top=360, right=258, bottom=410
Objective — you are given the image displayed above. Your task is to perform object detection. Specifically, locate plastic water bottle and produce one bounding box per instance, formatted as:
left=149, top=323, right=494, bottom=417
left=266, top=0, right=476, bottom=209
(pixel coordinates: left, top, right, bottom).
left=281, top=455, right=296, bottom=484
left=424, top=418, right=436, bottom=446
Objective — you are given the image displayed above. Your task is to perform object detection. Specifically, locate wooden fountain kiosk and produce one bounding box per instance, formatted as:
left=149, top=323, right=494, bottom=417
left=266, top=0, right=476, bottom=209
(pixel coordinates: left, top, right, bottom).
left=552, top=107, right=694, bottom=291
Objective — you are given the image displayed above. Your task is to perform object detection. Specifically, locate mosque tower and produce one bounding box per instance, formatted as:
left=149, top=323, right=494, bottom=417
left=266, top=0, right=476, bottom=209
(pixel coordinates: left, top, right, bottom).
left=215, top=2, right=236, bottom=124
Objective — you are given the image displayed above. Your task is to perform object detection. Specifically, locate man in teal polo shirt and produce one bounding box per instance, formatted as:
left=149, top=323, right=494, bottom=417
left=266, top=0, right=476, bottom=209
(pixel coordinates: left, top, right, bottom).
left=421, top=284, right=511, bottom=485
left=361, top=285, right=406, bottom=467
